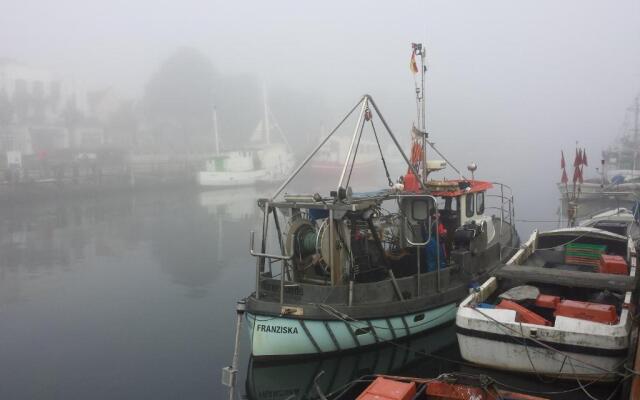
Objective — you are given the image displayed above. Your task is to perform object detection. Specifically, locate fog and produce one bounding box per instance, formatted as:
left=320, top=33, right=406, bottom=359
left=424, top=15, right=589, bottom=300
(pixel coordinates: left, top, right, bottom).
left=2, top=0, right=640, bottom=217
left=3, top=2, right=640, bottom=398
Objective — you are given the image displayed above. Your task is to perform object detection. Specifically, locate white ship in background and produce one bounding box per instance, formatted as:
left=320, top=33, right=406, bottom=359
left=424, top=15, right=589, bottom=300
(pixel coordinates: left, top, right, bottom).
left=197, top=85, right=295, bottom=188
left=558, top=95, right=640, bottom=203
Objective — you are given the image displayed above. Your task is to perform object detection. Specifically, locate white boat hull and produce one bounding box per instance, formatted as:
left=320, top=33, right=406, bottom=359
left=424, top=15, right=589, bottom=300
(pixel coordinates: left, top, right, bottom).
left=456, top=277, right=631, bottom=381
left=456, top=331, right=625, bottom=380
left=197, top=170, right=265, bottom=187
left=246, top=303, right=457, bottom=358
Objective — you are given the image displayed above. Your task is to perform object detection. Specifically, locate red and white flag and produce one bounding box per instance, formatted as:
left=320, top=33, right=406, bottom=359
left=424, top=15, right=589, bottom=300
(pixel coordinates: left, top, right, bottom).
left=561, top=168, right=568, bottom=184
left=410, top=50, right=419, bottom=74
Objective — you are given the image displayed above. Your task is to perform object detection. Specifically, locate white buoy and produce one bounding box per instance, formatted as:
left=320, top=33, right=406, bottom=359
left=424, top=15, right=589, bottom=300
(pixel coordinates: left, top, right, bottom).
left=467, top=162, right=478, bottom=181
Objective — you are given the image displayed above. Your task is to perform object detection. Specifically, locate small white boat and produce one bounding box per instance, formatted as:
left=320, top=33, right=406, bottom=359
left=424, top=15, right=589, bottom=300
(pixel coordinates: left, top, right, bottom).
left=456, top=212, right=639, bottom=381
left=198, top=85, right=294, bottom=188
left=198, top=150, right=265, bottom=187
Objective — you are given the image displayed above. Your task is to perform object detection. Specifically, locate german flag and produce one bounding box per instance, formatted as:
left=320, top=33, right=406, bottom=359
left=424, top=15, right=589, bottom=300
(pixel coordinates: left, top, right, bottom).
left=410, top=50, right=419, bottom=74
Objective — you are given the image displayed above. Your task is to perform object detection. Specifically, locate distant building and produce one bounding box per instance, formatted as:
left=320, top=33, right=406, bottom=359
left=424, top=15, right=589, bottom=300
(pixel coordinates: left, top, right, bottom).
left=0, top=59, right=130, bottom=157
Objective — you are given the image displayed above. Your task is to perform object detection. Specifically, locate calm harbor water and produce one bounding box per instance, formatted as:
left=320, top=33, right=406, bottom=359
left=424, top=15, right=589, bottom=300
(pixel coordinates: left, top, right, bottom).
left=0, top=188, right=622, bottom=399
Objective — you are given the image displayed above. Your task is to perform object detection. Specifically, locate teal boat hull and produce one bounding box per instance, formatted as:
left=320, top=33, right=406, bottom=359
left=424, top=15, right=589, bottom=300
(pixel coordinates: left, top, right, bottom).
left=246, top=302, right=457, bottom=358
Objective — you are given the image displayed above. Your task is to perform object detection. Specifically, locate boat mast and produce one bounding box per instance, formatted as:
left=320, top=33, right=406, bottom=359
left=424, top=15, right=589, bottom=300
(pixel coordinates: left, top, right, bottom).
left=634, top=95, right=639, bottom=146
left=263, top=82, right=271, bottom=146
left=633, top=95, right=639, bottom=171
left=412, top=43, right=428, bottom=183
left=420, top=46, right=427, bottom=183
left=213, top=106, right=220, bottom=156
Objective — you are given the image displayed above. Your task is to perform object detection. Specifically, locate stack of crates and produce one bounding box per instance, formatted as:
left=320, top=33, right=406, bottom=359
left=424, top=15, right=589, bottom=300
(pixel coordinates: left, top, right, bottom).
left=565, top=243, right=606, bottom=267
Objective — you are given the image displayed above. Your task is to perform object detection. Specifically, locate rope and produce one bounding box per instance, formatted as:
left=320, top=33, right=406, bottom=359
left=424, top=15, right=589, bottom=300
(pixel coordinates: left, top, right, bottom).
left=313, top=301, right=455, bottom=332
left=370, top=119, right=394, bottom=187
left=500, top=229, right=613, bottom=252
left=519, top=319, right=567, bottom=384
left=515, top=219, right=562, bottom=223
left=425, top=139, right=466, bottom=179
left=311, top=302, right=632, bottom=396
left=345, top=114, right=366, bottom=189
left=469, top=306, right=627, bottom=377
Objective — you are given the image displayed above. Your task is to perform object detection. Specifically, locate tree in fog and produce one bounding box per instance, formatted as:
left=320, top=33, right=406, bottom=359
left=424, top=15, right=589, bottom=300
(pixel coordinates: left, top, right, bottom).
left=0, top=89, right=12, bottom=126
left=105, top=101, right=138, bottom=148
left=143, top=47, right=216, bottom=151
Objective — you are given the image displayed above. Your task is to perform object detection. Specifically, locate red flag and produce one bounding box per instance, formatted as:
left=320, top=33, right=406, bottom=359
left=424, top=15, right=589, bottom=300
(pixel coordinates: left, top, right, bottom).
left=579, top=166, right=584, bottom=184
left=561, top=168, right=568, bottom=184
left=574, top=149, right=581, bottom=167
left=573, top=166, right=581, bottom=183
left=561, top=151, right=566, bottom=169
left=410, top=50, right=419, bottom=74
left=582, top=149, right=588, bottom=166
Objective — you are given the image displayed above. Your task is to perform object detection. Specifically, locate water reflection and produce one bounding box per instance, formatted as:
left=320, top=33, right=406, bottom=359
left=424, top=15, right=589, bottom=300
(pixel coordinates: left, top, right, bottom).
left=0, top=189, right=260, bottom=399
left=150, top=188, right=263, bottom=297
left=245, top=323, right=458, bottom=400
left=0, top=188, right=264, bottom=305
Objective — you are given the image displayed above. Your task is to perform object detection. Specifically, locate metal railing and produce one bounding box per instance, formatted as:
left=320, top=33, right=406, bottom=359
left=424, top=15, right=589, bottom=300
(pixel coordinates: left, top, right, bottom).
left=249, top=230, right=292, bottom=304
left=486, top=182, right=515, bottom=241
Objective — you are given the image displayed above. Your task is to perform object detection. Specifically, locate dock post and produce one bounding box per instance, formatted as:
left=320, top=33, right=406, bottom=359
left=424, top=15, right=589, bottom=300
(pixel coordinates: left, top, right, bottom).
left=222, top=299, right=246, bottom=400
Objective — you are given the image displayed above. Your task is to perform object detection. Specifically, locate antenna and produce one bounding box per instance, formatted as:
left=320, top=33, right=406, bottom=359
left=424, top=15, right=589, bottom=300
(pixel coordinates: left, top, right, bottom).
left=262, top=82, right=270, bottom=146
left=411, top=42, right=429, bottom=183
left=213, top=106, right=220, bottom=156
left=634, top=95, right=639, bottom=147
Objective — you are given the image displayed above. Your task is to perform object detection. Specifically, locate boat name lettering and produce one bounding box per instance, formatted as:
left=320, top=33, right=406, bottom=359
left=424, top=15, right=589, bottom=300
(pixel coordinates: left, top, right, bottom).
left=256, top=324, right=299, bottom=334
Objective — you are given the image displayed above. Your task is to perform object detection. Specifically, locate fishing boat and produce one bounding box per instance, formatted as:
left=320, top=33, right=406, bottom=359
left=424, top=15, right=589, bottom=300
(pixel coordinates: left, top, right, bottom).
left=197, top=85, right=294, bottom=188
left=309, top=134, right=381, bottom=180
left=558, top=95, right=640, bottom=203
left=240, top=44, right=519, bottom=360
left=456, top=209, right=640, bottom=381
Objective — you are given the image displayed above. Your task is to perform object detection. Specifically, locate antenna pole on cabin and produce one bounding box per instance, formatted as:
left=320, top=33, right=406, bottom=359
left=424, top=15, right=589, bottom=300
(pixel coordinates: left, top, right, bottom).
left=420, top=45, right=427, bottom=184
left=263, top=82, right=271, bottom=146
left=633, top=95, right=639, bottom=171
left=213, top=107, right=220, bottom=156
left=634, top=95, right=639, bottom=147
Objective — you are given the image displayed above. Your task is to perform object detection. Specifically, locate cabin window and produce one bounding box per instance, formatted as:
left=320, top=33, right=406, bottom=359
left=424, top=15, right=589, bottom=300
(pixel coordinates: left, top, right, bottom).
left=476, top=192, right=485, bottom=215
left=444, top=197, right=458, bottom=211
left=465, top=194, right=474, bottom=218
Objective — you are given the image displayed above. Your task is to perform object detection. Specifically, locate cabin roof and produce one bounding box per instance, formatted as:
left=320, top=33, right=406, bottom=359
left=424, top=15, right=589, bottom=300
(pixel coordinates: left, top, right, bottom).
left=429, top=180, right=493, bottom=197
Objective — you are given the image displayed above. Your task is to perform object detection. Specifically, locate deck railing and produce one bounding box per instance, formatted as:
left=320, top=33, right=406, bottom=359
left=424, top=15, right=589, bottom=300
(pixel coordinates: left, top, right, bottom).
left=485, top=182, right=515, bottom=243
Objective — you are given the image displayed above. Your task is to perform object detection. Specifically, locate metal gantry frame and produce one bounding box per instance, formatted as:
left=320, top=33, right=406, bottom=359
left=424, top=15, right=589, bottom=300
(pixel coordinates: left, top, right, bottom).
left=251, top=95, right=433, bottom=303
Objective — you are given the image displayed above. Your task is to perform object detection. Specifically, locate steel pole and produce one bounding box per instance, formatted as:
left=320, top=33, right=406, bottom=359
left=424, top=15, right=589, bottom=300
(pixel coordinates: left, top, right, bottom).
left=337, top=98, right=368, bottom=192
left=269, top=97, right=365, bottom=201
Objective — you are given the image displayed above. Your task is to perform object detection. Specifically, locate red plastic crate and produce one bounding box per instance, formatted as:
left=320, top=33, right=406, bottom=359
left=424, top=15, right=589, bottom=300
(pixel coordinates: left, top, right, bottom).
left=555, top=300, right=618, bottom=324
left=599, top=254, right=628, bottom=275
left=425, top=381, right=487, bottom=399
left=535, top=294, right=561, bottom=309
left=496, top=300, right=551, bottom=326
left=357, top=377, right=416, bottom=400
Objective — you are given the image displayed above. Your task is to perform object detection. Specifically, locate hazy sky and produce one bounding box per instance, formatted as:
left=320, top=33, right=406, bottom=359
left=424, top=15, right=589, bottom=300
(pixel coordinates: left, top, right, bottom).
left=3, top=0, right=640, bottom=218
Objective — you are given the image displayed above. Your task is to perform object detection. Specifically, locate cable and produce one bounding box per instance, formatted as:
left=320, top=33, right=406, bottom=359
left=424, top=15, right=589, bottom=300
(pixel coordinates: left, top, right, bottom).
left=501, top=228, right=616, bottom=252
left=369, top=119, right=394, bottom=187
left=469, top=306, right=627, bottom=377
